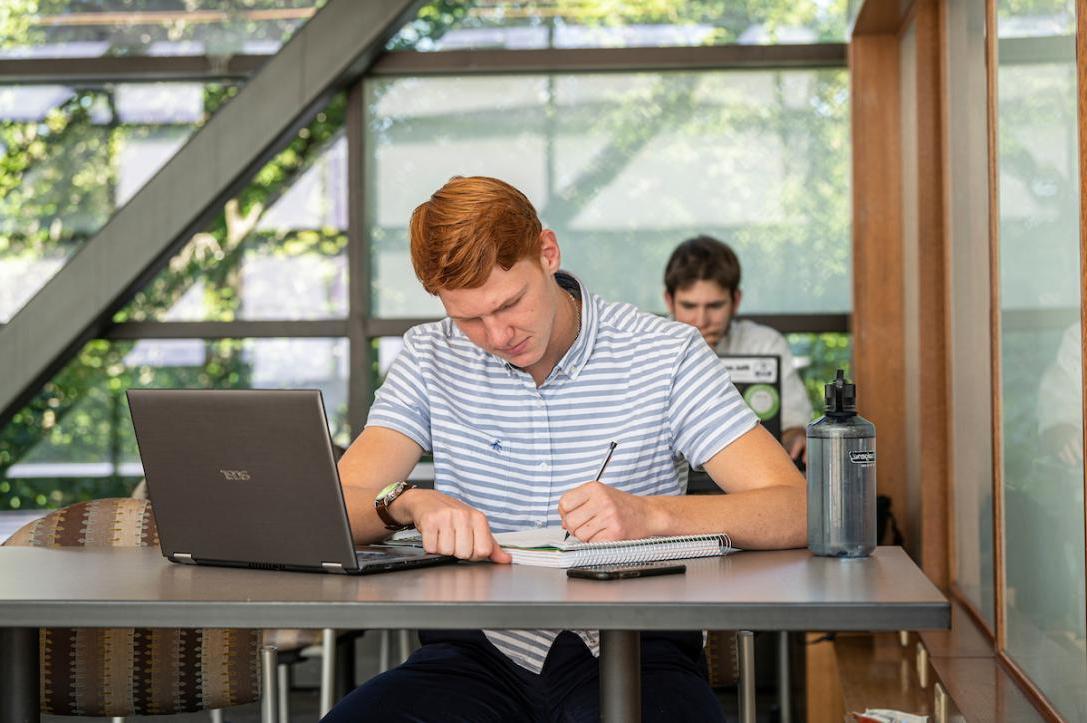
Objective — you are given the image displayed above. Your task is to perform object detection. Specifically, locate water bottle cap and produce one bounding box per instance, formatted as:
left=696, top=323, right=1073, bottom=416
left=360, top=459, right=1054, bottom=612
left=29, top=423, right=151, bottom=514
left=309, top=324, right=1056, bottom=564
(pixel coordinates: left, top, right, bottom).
left=824, top=369, right=857, bottom=417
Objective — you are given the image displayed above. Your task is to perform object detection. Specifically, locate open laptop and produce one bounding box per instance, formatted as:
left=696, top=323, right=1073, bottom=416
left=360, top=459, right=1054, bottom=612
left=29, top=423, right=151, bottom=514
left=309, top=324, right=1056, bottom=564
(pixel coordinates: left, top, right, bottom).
left=687, top=354, right=784, bottom=494
left=716, top=353, right=783, bottom=440
left=127, top=388, right=455, bottom=575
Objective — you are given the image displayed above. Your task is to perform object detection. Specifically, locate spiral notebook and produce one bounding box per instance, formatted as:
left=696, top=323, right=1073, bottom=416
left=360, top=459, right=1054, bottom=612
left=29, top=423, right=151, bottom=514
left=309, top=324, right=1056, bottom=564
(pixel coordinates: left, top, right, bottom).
left=494, top=527, right=736, bottom=568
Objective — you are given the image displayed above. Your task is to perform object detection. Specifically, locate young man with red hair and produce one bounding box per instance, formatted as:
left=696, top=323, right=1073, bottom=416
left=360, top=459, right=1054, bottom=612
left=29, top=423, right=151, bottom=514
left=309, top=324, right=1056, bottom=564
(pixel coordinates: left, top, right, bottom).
left=326, top=176, right=805, bottom=722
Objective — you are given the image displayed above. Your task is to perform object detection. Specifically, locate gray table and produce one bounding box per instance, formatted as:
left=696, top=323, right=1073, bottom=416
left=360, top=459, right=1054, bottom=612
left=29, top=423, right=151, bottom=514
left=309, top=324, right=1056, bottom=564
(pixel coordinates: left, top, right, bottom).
left=0, top=546, right=948, bottom=722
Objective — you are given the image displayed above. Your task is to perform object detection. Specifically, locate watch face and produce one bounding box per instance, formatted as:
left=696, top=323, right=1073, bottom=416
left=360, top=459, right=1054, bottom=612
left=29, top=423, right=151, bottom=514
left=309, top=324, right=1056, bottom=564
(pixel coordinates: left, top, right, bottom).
left=377, top=481, right=400, bottom=500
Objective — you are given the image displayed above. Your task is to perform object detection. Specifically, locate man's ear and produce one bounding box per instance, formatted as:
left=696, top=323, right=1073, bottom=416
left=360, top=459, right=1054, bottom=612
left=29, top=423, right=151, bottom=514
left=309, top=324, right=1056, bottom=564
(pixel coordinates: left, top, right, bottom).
left=732, top=289, right=743, bottom=314
left=539, top=229, right=560, bottom=273
left=664, top=291, right=675, bottom=315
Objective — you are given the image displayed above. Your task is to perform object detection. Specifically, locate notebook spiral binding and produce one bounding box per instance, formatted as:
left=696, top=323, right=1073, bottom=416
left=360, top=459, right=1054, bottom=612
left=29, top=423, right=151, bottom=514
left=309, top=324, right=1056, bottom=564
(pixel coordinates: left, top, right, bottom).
left=564, top=532, right=732, bottom=567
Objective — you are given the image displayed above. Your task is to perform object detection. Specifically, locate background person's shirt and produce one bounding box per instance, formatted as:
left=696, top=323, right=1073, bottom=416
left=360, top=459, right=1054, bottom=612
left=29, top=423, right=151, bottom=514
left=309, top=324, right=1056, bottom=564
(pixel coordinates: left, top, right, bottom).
left=715, top=318, right=814, bottom=432
left=366, top=271, right=758, bottom=673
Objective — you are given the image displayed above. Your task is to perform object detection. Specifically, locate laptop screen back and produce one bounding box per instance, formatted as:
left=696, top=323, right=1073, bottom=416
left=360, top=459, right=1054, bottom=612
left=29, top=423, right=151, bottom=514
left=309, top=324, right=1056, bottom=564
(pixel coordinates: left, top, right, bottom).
left=127, top=389, right=359, bottom=571
left=716, top=354, right=783, bottom=441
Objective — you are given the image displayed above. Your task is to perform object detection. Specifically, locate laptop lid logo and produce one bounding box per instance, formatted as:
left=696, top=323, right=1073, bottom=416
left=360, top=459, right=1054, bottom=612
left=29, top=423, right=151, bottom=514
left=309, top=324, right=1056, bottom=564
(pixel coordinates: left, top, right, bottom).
left=220, top=469, right=251, bottom=480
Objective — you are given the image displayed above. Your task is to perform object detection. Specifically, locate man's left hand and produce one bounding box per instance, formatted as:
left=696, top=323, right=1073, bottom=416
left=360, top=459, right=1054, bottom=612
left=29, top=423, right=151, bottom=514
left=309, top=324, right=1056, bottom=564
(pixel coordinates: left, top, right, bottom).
left=782, top=427, right=807, bottom=464
left=558, top=481, right=660, bottom=542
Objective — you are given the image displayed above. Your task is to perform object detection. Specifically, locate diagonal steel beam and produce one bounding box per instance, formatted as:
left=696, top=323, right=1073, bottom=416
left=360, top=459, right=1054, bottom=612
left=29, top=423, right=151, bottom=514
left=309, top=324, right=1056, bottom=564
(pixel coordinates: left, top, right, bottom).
left=0, top=0, right=424, bottom=428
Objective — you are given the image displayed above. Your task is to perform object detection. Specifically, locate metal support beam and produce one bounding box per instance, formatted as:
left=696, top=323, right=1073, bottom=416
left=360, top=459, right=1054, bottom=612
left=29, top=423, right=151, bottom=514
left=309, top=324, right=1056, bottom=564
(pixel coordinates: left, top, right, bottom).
left=0, top=0, right=426, bottom=429
left=367, top=313, right=850, bottom=339
left=346, top=79, right=372, bottom=435
left=371, top=43, right=847, bottom=76
left=105, top=320, right=348, bottom=340
left=0, top=54, right=268, bottom=83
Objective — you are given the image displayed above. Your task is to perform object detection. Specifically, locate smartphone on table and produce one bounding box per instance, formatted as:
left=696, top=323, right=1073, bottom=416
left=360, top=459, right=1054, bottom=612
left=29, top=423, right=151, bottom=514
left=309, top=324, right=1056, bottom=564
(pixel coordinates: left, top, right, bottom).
left=566, top=562, right=687, bottom=580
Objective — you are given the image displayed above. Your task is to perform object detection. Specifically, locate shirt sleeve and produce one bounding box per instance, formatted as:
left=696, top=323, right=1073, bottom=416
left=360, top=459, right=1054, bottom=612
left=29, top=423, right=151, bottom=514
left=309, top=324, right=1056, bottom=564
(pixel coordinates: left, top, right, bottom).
left=364, top=334, right=432, bottom=452
left=668, top=331, right=759, bottom=469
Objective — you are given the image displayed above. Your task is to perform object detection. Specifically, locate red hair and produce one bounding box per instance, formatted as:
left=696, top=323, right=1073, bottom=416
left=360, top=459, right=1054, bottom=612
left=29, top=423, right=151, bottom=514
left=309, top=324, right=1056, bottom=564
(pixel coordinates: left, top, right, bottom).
left=409, top=176, right=543, bottom=294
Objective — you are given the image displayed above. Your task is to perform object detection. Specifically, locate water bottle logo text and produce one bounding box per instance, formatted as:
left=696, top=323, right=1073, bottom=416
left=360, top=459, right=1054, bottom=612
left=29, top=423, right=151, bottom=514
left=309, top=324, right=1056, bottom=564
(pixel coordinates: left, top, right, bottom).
left=848, top=450, right=876, bottom=465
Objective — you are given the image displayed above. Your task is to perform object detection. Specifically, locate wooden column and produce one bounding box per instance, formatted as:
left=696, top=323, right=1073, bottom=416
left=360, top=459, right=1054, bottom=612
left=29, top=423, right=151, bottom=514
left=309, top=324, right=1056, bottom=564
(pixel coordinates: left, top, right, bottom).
left=851, top=0, right=950, bottom=589
left=912, top=0, right=950, bottom=589
left=850, top=29, right=908, bottom=558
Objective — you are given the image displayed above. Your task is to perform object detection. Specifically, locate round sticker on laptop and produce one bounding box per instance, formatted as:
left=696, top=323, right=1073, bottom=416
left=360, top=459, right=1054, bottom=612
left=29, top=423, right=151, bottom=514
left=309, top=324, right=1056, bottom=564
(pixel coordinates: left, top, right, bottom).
left=743, top=384, right=780, bottom=421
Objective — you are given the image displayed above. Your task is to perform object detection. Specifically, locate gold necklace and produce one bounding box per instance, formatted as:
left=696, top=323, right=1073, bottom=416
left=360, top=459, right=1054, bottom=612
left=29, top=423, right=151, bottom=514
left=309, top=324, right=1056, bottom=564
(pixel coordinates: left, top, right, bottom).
left=566, top=289, right=581, bottom=340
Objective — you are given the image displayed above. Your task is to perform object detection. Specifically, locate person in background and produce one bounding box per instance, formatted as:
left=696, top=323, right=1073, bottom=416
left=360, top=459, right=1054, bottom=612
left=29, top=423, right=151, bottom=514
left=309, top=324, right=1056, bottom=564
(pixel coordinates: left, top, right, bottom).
left=663, top=235, right=813, bottom=462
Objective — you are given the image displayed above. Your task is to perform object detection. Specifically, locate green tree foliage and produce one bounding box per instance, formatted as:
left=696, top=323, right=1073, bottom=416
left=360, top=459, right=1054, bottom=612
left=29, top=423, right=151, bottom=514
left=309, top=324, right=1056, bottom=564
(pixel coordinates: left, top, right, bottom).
left=388, top=0, right=847, bottom=47
left=18, top=1, right=323, bottom=56
left=0, top=81, right=348, bottom=510
left=2, top=0, right=850, bottom=510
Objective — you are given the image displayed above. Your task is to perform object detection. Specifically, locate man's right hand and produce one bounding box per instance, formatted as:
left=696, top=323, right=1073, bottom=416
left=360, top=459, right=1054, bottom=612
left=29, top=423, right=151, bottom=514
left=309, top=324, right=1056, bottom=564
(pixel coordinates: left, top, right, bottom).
left=394, top=488, right=512, bottom=563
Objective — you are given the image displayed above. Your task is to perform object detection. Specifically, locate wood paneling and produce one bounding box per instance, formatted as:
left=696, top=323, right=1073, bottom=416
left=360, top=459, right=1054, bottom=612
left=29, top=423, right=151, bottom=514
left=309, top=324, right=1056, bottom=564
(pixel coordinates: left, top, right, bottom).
left=927, top=657, right=1049, bottom=723
left=912, top=0, right=950, bottom=589
left=851, top=31, right=909, bottom=557
left=853, top=0, right=915, bottom=35
left=835, top=633, right=930, bottom=717
left=805, top=633, right=845, bottom=723
left=984, top=0, right=1008, bottom=653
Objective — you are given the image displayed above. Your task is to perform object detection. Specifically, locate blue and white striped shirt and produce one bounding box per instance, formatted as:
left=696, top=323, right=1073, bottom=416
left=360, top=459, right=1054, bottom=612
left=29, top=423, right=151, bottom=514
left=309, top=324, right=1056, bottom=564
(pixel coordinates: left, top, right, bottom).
left=367, top=271, right=757, bottom=672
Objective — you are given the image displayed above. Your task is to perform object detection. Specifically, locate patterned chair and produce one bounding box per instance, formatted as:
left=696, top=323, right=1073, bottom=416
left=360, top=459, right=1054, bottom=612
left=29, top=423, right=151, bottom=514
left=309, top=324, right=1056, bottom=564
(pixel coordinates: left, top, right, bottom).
left=2, top=498, right=264, bottom=718
left=131, top=479, right=344, bottom=719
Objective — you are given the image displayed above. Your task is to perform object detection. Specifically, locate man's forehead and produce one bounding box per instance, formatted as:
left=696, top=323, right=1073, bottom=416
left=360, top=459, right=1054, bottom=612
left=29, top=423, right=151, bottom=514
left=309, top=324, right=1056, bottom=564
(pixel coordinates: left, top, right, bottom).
left=439, top=265, right=529, bottom=317
left=675, top=280, right=731, bottom=302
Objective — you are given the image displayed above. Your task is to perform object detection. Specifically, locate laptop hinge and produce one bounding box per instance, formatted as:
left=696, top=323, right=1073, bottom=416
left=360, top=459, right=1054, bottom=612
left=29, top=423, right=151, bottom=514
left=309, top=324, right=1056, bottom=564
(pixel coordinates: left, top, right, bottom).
left=322, top=562, right=348, bottom=574
left=172, top=552, right=196, bottom=565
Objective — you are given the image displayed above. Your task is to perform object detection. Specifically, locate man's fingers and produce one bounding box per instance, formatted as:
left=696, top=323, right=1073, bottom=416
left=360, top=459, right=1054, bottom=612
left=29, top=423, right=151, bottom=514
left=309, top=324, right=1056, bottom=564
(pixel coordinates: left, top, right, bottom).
left=563, top=504, right=595, bottom=537
left=576, top=519, right=613, bottom=543
left=557, top=481, right=597, bottom=516
left=470, top=514, right=495, bottom=560
left=453, top=522, right=474, bottom=560
left=435, top=525, right=455, bottom=557
left=489, top=538, right=512, bottom=564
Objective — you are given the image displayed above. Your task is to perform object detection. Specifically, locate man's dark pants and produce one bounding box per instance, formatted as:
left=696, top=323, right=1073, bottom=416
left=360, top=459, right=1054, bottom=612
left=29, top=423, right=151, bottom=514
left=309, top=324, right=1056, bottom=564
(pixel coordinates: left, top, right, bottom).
left=321, top=629, right=726, bottom=722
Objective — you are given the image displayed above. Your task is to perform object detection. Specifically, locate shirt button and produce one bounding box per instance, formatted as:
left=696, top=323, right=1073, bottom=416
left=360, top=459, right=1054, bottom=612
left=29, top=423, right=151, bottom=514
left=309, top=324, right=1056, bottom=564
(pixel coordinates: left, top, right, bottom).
left=538, top=462, right=548, bottom=471
left=534, top=520, right=545, bottom=528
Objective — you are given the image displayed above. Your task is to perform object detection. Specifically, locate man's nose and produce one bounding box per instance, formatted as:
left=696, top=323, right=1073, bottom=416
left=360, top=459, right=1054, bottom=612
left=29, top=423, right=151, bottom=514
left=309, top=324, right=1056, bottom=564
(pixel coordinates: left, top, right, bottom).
left=694, top=308, right=709, bottom=327
left=483, top=317, right=513, bottom=348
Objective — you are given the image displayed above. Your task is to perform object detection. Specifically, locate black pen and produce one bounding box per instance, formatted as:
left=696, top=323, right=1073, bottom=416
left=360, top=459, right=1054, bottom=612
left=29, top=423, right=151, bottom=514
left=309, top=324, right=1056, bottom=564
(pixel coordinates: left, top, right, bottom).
left=564, top=441, right=618, bottom=542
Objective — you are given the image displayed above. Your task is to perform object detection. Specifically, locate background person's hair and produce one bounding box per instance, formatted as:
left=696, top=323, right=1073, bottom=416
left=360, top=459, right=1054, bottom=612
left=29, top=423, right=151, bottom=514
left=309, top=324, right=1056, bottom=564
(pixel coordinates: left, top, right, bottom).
left=663, top=235, right=742, bottom=297
left=409, top=176, right=543, bottom=295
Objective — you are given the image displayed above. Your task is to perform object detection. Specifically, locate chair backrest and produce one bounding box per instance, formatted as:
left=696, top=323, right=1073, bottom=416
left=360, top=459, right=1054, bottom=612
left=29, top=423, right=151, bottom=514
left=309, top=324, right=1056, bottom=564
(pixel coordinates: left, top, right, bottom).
left=3, top=498, right=260, bottom=716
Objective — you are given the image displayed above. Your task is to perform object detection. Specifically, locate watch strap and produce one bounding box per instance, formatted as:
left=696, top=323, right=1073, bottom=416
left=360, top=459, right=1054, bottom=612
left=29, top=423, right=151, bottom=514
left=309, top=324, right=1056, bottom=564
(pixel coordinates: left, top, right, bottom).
left=375, top=481, right=416, bottom=531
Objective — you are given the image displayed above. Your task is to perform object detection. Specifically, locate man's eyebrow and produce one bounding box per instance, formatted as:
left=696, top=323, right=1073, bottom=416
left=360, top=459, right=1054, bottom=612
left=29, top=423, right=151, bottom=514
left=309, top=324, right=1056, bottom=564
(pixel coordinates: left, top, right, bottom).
left=450, top=286, right=526, bottom=321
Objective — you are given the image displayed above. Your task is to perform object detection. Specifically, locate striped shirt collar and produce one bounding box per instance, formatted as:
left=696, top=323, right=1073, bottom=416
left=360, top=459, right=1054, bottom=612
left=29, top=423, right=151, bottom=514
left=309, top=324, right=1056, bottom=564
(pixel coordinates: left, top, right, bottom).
left=495, top=270, right=596, bottom=383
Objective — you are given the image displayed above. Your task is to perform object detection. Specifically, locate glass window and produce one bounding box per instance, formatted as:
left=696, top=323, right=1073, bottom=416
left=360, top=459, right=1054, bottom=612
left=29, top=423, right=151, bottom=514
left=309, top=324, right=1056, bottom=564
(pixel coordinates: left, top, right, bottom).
left=787, top=331, right=851, bottom=417
left=389, top=0, right=848, bottom=51
left=366, top=69, right=850, bottom=318
left=0, top=1, right=322, bottom=59
left=946, top=0, right=995, bottom=627
left=115, top=109, right=348, bottom=322
left=0, top=81, right=235, bottom=322
left=997, top=0, right=1086, bottom=716
left=0, top=337, right=349, bottom=510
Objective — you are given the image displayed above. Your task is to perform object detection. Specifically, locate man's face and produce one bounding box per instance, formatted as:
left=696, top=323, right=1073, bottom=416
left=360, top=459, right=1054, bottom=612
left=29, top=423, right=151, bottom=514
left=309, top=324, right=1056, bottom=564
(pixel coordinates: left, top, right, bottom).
left=665, top=279, right=740, bottom=348
left=438, top=236, right=562, bottom=370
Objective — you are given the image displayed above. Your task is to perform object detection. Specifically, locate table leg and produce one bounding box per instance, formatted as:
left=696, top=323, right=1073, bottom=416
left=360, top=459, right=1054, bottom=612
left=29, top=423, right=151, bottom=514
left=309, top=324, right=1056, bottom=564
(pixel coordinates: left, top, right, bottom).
left=600, top=630, right=640, bottom=723
left=0, top=627, right=39, bottom=723
left=778, top=631, right=791, bottom=723
left=739, top=630, right=756, bottom=723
